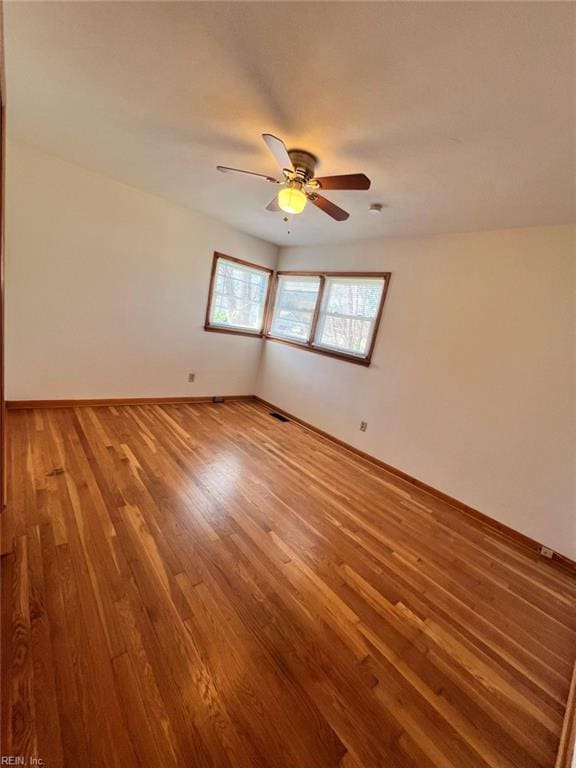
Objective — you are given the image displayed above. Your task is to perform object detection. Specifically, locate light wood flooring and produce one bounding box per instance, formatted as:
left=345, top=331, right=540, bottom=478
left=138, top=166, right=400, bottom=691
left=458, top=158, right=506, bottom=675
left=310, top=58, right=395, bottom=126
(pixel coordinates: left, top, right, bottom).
left=1, top=400, right=575, bottom=768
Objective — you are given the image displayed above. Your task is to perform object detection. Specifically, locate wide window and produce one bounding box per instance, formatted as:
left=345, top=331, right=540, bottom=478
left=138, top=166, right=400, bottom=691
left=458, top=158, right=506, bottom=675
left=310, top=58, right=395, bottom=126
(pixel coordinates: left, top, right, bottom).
left=204, top=255, right=390, bottom=364
left=266, top=271, right=390, bottom=365
left=205, top=253, right=272, bottom=336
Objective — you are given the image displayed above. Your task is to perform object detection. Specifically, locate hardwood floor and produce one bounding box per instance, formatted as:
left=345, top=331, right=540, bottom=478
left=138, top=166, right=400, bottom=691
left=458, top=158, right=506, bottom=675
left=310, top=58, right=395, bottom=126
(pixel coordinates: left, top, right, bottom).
left=1, top=400, right=575, bottom=768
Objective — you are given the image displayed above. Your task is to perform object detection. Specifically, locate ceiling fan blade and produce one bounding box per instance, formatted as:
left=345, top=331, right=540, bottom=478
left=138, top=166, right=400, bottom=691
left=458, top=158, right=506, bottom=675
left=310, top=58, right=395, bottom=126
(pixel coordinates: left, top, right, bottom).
left=262, top=133, right=294, bottom=172
left=217, top=166, right=278, bottom=183
left=313, top=173, right=371, bottom=190
left=266, top=196, right=281, bottom=212
left=307, top=193, right=350, bottom=221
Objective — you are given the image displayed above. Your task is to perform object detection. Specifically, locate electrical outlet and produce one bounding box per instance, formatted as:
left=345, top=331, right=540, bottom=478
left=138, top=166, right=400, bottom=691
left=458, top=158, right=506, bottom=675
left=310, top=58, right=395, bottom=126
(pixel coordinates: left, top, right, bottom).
left=540, top=546, right=554, bottom=559
left=360, top=421, right=368, bottom=432
left=188, top=373, right=195, bottom=383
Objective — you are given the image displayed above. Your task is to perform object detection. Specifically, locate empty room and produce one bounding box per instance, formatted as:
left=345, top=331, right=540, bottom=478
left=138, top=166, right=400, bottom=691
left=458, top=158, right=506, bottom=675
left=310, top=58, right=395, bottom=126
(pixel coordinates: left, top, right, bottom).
left=0, top=2, right=575, bottom=767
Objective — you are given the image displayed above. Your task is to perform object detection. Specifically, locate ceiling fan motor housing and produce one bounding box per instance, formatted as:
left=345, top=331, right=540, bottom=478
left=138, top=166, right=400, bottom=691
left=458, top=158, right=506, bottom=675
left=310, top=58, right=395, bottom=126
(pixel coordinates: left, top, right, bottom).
left=287, top=149, right=318, bottom=184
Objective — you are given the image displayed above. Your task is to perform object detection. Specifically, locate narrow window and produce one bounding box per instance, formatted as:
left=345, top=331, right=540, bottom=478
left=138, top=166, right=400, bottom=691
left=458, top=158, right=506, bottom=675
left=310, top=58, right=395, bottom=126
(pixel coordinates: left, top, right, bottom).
left=269, top=275, right=321, bottom=343
left=205, top=253, right=272, bottom=336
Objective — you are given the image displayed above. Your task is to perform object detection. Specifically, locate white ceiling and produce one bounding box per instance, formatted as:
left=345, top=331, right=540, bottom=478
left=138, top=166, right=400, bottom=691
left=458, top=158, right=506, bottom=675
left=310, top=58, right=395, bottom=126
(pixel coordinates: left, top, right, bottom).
left=4, top=1, right=575, bottom=246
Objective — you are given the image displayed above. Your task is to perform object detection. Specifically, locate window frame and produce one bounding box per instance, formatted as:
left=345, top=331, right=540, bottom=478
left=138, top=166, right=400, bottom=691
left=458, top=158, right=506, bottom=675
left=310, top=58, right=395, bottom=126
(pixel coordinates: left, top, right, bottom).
left=265, top=270, right=391, bottom=366
left=204, top=252, right=274, bottom=338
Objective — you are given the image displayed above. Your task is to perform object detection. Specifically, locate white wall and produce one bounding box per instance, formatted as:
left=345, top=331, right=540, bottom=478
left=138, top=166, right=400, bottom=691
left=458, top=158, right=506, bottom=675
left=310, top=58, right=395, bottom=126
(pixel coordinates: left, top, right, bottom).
left=256, top=226, right=576, bottom=560
left=6, top=142, right=278, bottom=399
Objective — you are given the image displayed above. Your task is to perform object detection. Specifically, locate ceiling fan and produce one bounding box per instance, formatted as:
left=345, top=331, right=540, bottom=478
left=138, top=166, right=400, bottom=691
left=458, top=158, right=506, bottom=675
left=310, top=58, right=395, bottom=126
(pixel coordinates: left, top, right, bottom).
left=217, top=133, right=371, bottom=221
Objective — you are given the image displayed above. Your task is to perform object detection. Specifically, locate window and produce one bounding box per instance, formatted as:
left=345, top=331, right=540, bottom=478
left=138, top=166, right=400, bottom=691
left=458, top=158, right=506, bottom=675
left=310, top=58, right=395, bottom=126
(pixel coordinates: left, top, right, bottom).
left=314, top=277, right=386, bottom=357
left=205, top=253, right=272, bottom=336
left=269, top=275, right=321, bottom=342
left=266, top=271, right=390, bottom=365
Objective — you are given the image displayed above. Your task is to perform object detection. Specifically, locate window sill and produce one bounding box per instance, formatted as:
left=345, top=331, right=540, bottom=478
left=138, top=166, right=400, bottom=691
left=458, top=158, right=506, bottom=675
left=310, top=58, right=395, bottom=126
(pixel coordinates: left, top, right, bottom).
left=203, top=325, right=372, bottom=365
left=204, top=324, right=264, bottom=339
left=265, top=335, right=371, bottom=366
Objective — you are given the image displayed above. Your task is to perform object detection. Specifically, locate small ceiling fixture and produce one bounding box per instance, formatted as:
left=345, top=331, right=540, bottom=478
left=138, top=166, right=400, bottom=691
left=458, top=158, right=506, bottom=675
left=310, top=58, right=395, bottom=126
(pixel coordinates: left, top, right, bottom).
left=369, top=203, right=385, bottom=214
left=278, top=182, right=307, bottom=214
left=217, top=133, right=371, bottom=222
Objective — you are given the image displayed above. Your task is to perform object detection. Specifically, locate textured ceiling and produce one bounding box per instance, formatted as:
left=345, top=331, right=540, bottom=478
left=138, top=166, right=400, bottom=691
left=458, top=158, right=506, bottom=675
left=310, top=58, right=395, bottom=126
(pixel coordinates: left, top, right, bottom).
left=4, top=1, right=575, bottom=246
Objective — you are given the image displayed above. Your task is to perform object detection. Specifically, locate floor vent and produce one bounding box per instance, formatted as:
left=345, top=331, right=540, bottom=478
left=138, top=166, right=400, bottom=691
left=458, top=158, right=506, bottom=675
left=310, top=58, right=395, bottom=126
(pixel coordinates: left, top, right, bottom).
left=270, top=411, right=289, bottom=423
left=212, top=396, right=225, bottom=403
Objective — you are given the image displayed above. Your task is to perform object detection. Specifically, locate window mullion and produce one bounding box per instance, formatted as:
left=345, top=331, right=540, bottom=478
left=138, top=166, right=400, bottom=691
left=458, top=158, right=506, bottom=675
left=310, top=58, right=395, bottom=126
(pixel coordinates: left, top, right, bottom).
left=262, top=271, right=278, bottom=335
left=307, top=274, right=325, bottom=346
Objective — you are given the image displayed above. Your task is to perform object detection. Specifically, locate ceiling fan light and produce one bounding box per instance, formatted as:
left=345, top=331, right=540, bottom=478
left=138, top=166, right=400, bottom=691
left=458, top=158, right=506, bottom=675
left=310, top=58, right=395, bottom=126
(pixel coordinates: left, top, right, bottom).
left=278, top=186, right=307, bottom=215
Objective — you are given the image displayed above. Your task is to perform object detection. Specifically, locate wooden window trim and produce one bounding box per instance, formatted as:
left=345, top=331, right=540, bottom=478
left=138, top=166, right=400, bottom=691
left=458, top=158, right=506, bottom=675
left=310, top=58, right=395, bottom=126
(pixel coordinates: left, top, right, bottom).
left=204, top=252, right=274, bottom=338
left=307, top=274, right=326, bottom=344
left=265, top=270, right=391, bottom=366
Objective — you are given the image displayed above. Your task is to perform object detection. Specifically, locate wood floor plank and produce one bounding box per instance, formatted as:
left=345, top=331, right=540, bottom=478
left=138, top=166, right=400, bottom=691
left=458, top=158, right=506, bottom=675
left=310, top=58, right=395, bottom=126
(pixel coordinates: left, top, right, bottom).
left=1, top=400, right=575, bottom=768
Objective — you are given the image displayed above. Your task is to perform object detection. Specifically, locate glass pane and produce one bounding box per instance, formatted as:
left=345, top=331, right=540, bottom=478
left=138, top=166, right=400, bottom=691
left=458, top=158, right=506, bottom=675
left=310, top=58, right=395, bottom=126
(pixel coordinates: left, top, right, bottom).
left=272, top=309, right=314, bottom=341
left=323, top=278, right=384, bottom=319
left=270, top=276, right=320, bottom=341
left=316, top=315, right=373, bottom=355
left=210, top=258, right=269, bottom=331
